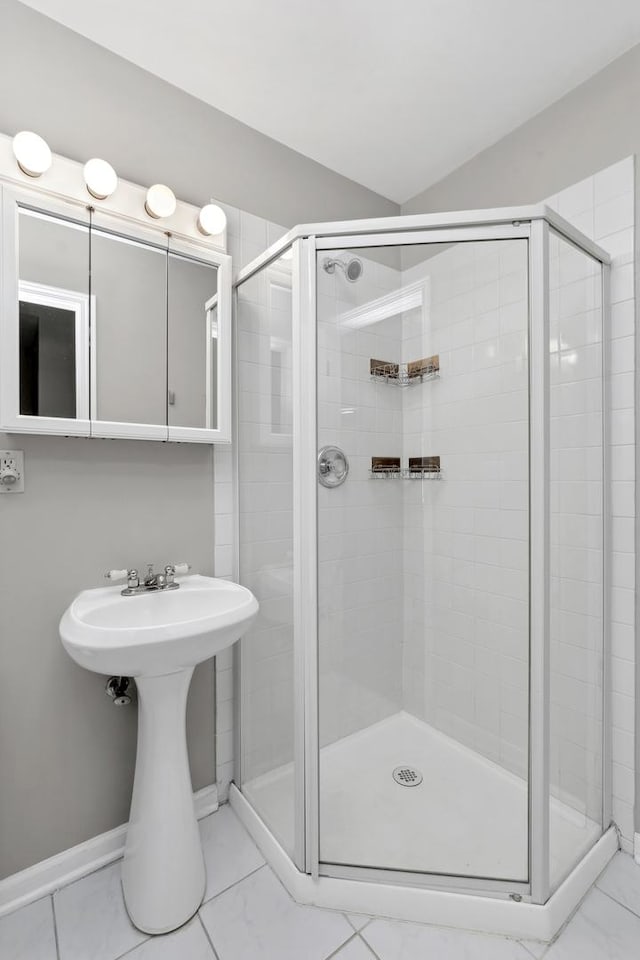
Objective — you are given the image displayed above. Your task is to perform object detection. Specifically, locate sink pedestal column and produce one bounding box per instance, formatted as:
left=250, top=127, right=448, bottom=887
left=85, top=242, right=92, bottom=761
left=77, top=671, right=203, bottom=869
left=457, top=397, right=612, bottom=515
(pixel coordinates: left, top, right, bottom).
left=122, top=668, right=205, bottom=934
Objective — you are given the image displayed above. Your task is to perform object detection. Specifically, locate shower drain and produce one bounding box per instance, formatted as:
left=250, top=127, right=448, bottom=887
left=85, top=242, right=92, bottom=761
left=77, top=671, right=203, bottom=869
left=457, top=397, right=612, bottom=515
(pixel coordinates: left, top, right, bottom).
left=392, top=765, right=423, bottom=787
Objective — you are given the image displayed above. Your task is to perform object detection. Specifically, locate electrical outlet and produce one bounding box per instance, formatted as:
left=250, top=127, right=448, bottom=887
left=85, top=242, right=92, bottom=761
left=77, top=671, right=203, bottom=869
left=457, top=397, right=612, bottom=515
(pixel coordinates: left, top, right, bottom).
left=0, top=450, right=24, bottom=493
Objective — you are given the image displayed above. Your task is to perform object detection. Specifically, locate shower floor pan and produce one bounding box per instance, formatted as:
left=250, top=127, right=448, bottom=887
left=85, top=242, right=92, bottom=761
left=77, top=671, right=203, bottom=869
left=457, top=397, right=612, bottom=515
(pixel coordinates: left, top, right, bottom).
left=242, top=712, right=599, bottom=888
left=233, top=711, right=615, bottom=939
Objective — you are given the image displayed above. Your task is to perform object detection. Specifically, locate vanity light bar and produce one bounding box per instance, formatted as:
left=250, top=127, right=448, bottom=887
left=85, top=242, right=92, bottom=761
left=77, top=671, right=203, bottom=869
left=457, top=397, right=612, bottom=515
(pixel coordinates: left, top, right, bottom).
left=10, top=130, right=227, bottom=235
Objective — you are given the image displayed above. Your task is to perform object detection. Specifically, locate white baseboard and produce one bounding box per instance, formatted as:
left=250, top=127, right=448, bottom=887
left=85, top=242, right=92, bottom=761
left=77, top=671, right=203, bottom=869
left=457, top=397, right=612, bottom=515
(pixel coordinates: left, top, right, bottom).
left=635, top=833, right=640, bottom=865
left=0, top=783, right=218, bottom=919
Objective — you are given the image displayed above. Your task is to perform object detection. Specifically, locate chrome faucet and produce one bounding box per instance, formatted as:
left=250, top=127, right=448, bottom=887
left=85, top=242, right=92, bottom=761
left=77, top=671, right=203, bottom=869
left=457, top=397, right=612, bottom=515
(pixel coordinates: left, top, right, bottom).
left=105, top=563, right=189, bottom=596
left=143, top=564, right=162, bottom=588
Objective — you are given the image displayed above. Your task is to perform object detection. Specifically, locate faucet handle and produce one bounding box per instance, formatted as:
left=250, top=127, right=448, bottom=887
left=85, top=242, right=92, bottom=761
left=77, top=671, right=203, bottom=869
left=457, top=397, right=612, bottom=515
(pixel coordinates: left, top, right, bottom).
left=105, top=568, right=139, bottom=587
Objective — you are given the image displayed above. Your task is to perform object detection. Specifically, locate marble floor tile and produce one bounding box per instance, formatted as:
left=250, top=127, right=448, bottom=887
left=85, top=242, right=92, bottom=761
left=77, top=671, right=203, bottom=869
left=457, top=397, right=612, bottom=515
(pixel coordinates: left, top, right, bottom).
left=200, top=865, right=353, bottom=960
left=0, top=896, right=57, bottom=960
left=199, top=804, right=265, bottom=901
left=124, top=917, right=215, bottom=959
left=331, top=935, right=378, bottom=959
left=54, top=861, right=147, bottom=960
left=546, top=888, right=640, bottom=959
left=596, top=851, right=640, bottom=918
left=362, top=918, right=532, bottom=959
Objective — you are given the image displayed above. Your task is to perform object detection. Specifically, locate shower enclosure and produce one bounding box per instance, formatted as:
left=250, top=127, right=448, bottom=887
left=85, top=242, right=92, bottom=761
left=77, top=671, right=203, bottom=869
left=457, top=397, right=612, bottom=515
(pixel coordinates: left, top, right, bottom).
left=231, top=207, right=614, bottom=938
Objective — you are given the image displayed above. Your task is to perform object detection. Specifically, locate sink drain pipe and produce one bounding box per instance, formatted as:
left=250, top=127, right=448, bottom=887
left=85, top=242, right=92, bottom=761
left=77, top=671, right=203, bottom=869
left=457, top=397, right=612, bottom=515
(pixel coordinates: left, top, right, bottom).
left=106, top=676, right=132, bottom=706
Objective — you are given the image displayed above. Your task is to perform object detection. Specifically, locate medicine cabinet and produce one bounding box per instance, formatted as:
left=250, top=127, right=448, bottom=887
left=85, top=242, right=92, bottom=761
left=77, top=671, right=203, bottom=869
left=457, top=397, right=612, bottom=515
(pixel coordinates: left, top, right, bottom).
left=0, top=186, right=231, bottom=442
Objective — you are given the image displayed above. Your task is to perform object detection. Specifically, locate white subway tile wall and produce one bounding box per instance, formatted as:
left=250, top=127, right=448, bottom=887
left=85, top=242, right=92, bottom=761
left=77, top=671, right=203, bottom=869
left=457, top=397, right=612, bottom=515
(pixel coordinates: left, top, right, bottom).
left=399, top=240, right=530, bottom=778
left=317, top=252, right=405, bottom=746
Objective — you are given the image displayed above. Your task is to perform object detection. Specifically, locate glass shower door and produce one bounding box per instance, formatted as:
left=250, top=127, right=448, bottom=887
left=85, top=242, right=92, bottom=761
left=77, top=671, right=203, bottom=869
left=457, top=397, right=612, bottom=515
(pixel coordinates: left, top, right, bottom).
left=548, top=230, right=605, bottom=891
left=236, top=250, right=297, bottom=859
left=315, top=237, right=532, bottom=883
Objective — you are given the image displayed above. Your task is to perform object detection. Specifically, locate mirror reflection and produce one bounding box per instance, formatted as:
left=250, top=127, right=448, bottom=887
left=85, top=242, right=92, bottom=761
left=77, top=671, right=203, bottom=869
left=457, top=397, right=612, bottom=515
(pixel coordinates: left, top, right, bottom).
left=15, top=204, right=226, bottom=438
left=167, top=252, right=218, bottom=430
left=90, top=229, right=167, bottom=426
left=18, top=209, right=89, bottom=420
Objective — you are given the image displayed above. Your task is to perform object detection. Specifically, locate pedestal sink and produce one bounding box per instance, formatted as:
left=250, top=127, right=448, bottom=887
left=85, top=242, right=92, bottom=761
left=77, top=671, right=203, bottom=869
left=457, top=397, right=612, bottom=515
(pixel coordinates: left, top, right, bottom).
left=59, top=575, right=258, bottom=934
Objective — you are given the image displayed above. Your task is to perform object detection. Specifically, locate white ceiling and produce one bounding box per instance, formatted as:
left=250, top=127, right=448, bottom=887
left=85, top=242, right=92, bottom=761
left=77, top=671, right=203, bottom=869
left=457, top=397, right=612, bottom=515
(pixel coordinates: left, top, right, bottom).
left=20, top=0, right=640, bottom=203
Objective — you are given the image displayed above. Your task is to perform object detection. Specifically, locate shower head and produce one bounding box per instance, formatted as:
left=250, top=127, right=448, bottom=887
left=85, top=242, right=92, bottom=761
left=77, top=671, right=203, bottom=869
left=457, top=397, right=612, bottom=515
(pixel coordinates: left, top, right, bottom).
left=323, top=256, right=363, bottom=282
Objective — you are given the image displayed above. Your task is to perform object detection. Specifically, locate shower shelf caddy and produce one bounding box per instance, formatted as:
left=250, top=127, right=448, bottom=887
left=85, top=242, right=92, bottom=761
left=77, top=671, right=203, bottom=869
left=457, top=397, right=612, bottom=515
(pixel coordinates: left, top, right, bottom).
left=370, top=355, right=440, bottom=386
left=369, top=467, right=442, bottom=480
left=370, top=455, right=441, bottom=480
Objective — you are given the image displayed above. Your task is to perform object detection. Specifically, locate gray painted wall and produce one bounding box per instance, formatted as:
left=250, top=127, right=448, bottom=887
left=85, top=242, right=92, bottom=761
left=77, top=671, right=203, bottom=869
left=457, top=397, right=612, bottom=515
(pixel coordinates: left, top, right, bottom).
left=0, top=436, right=216, bottom=878
left=402, top=43, right=640, bottom=218
left=403, top=44, right=640, bottom=838
left=0, top=0, right=396, bottom=879
left=0, top=1, right=398, bottom=227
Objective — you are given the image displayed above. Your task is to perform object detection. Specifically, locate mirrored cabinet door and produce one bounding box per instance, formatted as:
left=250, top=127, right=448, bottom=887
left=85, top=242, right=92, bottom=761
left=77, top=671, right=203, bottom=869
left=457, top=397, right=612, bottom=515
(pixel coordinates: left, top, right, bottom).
left=167, top=249, right=219, bottom=439
left=89, top=225, right=168, bottom=440
left=0, top=196, right=91, bottom=435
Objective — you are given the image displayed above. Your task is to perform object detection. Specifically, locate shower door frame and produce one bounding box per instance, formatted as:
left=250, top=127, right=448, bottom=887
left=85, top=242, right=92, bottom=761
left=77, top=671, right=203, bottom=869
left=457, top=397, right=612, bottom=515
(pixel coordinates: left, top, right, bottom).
left=234, top=207, right=611, bottom=907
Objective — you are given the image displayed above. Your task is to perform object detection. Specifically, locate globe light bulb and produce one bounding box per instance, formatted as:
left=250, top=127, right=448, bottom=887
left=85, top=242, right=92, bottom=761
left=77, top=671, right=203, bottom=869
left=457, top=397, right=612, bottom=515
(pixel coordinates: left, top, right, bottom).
left=145, top=183, right=176, bottom=219
left=12, top=131, right=52, bottom=178
left=83, top=158, right=118, bottom=200
left=197, top=203, right=227, bottom=236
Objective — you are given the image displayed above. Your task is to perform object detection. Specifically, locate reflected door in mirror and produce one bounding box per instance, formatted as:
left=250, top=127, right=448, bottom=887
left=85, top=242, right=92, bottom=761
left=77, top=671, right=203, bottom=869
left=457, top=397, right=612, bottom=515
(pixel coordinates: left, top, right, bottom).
left=18, top=209, right=90, bottom=422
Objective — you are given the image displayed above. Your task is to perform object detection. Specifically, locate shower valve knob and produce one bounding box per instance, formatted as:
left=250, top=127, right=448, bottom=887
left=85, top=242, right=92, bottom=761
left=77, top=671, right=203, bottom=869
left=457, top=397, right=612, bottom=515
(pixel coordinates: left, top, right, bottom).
left=317, top=446, right=349, bottom=488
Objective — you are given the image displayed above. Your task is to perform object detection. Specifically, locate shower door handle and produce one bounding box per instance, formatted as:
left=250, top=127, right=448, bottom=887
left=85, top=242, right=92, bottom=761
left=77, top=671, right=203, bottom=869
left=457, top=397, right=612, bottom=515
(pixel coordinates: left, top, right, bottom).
left=317, top=446, right=349, bottom=488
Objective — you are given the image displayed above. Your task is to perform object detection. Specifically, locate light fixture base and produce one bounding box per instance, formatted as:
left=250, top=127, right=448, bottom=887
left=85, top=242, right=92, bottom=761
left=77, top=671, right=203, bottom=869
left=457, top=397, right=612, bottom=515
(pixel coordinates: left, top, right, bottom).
left=16, top=161, right=40, bottom=178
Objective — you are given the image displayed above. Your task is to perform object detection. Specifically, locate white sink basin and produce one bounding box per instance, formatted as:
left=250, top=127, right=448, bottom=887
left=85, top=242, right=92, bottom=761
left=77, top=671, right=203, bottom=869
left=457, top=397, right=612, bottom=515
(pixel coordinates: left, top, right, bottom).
left=59, top=574, right=258, bottom=936
left=60, top=574, right=258, bottom=676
